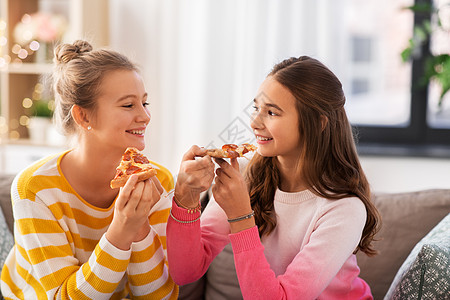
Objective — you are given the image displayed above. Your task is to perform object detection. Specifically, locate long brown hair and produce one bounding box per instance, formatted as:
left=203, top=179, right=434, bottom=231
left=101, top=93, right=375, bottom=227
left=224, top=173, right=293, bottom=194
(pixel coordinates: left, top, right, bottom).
left=246, top=56, right=380, bottom=256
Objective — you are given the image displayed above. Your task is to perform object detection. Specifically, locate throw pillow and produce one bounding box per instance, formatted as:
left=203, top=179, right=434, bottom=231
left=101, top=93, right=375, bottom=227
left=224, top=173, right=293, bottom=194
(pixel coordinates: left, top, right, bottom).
left=0, top=207, right=13, bottom=267
left=205, top=243, right=242, bottom=300
left=384, top=213, right=450, bottom=300
left=0, top=207, right=14, bottom=299
left=356, top=189, right=450, bottom=299
left=0, top=174, right=15, bottom=233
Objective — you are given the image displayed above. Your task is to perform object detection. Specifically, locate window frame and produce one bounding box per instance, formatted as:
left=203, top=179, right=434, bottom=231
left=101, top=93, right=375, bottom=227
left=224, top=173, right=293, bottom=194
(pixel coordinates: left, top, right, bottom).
left=353, top=0, right=450, bottom=158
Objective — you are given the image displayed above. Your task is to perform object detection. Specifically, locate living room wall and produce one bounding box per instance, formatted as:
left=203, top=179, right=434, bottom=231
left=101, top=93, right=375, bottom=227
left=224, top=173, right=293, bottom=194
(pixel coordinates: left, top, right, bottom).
left=360, top=155, right=450, bottom=193
left=108, top=0, right=450, bottom=195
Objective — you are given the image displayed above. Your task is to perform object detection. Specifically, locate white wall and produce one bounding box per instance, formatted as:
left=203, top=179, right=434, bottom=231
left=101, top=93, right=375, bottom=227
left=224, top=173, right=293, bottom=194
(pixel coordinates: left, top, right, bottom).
left=360, top=155, right=450, bottom=193
left=106, top=1, right=450, bottom=195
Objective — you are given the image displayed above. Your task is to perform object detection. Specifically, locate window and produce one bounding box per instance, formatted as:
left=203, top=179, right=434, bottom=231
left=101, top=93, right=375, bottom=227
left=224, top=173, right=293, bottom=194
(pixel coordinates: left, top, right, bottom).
left=343, top=0, right=450, bottom=157
left=352, top=36, right=372, bottom=63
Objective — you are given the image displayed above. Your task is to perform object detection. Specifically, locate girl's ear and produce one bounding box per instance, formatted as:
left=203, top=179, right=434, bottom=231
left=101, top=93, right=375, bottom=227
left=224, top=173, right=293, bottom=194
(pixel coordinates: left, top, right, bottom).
left=320, top=115, right=329, bottom=132
left=71, top=105, right=91, bottom=130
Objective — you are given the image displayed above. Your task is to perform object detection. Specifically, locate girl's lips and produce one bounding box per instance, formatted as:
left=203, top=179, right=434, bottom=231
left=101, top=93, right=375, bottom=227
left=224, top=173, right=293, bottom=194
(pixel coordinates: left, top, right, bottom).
left=256, top=135, right=273, bottom=144
left=126, top=129, right=146, bottom=136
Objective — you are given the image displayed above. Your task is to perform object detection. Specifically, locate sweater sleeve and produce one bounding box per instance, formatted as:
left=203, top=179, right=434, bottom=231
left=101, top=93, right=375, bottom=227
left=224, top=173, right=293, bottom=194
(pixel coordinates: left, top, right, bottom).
left=127, top=230, right=178, bottom=299
left=166, top=197, right=230, bottom=285
left=127, top=193, right=178, bottom=299
left=229, top=198, right=368, bottom=300
left=9, top=196, right=131, bottom=299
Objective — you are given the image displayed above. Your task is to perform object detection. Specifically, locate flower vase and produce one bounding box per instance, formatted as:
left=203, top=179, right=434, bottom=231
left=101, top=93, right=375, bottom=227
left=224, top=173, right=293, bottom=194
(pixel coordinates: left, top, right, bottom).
left=28, top=116, right=51, bottom=143
left=35, top=42, right=54, bottom=64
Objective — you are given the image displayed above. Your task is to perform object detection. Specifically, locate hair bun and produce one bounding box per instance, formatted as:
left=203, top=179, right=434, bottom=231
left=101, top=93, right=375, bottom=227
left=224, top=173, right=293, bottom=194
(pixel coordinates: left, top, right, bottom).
left=72, top=40, right=93, bottom=54
left=54, top=40, right=93, bottom=64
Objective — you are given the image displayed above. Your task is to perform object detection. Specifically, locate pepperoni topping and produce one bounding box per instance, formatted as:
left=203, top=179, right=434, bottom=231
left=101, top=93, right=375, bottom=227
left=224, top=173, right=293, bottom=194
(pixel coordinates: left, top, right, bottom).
left=126, top=165, right=142, bottom=175
left=223, top=144, right=239, bottom=157
left=114, top=169, right=123, bottom=179
left=222, top=144, right=238, bottom=150
left=134, top=154, right=150, bottom=164
left=225, top=150, right=239, bottom=158
left=122, top=152, right=132, bottom=161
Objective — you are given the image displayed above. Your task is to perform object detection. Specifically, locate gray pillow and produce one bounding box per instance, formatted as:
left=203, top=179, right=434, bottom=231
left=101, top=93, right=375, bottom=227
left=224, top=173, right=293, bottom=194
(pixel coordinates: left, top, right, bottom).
left=0, top=174, right=15, bottom=233
left=357, top=189, right=450, bottom=299
left=205, top=243, right=242, bottom=300
left=384, top=213, right=450, bottom=300
left=178, top=243, right=243, bottom=300
left=0, top=206, right=14, bottom=299
left=0, top=206, right=13, bottom=265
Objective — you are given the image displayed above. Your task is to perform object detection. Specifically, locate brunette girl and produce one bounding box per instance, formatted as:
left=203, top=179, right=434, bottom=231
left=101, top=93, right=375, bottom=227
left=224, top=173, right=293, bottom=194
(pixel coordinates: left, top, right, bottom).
left=168, top=56, right=380, bottom=299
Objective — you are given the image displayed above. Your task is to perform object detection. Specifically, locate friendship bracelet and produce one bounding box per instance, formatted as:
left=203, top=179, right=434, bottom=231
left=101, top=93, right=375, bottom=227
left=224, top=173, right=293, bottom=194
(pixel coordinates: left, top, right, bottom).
left=173, top=195, right=202, bottom=214
left=170, top=209, right=201, bottom=224
left=227, top=210, right=255, bottom=223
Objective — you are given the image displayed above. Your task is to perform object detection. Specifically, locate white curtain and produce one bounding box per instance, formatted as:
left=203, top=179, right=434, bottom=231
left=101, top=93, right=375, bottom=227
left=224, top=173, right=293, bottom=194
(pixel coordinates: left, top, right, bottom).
left=109, top=0, right=340, bottom=173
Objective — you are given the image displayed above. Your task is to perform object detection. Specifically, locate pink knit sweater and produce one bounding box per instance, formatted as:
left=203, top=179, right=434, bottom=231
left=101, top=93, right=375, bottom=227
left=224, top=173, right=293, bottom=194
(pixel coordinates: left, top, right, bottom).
left=167, top=189, right=373, bottom=299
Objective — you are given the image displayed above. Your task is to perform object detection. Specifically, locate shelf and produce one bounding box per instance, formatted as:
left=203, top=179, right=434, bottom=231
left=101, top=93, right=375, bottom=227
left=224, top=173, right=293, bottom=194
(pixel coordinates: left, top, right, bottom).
left=1, top=137, right=66, bottom=148
left=0, top=0, right=109, bottom=144
left=0, top=142, right=67, bottom=174
left=2, top=62, right=53, bottom=74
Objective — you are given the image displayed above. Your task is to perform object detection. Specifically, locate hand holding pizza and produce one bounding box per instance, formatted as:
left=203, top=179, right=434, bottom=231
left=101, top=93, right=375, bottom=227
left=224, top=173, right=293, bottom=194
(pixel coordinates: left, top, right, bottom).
left=212, top=158, right=255, bottom=232
left=106, top=173, right=164, bottom=250
left=174, top=145, right=215, bottom=210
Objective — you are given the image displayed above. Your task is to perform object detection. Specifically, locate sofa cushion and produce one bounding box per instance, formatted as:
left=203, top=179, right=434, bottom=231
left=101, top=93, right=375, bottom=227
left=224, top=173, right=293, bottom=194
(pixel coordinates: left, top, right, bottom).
left=0, top=174, right=15, bottom=233
left=181, top=189, right=450, bottom=300
left=356, top=189, right=450, bottom=300
left=177, top=276, right=206, bottom=300
left=205, top=243, right=242, bottom=300
left=178, top=244, right=242, bottom=300
left=0, top=205, right=14, bottom=285
left=385, top=213, right=450, bottom=300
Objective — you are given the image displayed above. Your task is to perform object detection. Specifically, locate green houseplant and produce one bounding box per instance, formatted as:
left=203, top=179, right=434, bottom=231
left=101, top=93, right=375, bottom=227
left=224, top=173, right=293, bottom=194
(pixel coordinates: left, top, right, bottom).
left=30, top=99, right=54, bottom=118
left=401, top=1, right=450, bottom=108
left=28, top=99, right=54, bottom=143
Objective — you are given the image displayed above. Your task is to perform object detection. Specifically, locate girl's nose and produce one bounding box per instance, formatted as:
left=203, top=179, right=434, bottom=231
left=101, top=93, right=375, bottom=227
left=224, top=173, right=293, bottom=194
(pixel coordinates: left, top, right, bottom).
left=250, top=112, right=263, bottom=130
left=138, top=106, right=151, bottom=123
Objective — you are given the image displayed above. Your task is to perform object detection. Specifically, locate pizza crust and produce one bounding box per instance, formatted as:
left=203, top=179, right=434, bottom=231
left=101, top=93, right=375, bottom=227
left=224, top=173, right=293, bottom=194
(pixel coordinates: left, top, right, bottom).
left=205, top=149, right=229, bottom=158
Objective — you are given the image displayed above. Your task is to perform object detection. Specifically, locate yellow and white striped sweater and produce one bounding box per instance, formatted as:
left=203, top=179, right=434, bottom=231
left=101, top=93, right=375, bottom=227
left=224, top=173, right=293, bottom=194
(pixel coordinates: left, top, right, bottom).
left=0, top=151, right=178, bottom=299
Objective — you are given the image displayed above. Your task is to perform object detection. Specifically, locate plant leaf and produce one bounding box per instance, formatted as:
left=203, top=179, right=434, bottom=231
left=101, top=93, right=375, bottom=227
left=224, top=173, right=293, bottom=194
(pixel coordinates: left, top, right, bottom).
left=402, top=3, right=433, bottom=13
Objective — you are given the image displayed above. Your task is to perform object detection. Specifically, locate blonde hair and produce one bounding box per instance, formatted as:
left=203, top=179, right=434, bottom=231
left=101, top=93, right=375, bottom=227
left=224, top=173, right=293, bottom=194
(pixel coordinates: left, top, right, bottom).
left=52, top=40, right=138, bottom=136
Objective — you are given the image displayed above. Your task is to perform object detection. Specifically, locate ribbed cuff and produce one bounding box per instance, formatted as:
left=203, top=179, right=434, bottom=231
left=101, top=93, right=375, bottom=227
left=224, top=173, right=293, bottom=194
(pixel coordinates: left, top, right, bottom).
left=130, top=229, right=155, bottom=252
left=229, top=226, right=261, bottom=253
left=171, top=198, right=201, bottom=223
left=100, top=234, right=132, bottom=260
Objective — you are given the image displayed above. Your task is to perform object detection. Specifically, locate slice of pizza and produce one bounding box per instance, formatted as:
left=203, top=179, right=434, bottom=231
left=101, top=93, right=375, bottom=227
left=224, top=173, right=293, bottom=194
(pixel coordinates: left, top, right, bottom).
left=110, top=147, right=158, bottom=189
left=206, top=143, right=257, bottom=159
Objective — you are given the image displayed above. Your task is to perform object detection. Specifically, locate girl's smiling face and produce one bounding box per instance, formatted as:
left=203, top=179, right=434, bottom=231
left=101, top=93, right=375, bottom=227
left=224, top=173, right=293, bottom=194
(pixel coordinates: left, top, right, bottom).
left=251, top=76, right=301, bottom=160
left=89, top=69, right=150, bottom=151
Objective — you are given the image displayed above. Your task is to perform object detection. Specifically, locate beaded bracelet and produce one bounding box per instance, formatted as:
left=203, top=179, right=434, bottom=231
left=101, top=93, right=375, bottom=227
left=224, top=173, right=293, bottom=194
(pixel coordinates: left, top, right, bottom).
left=227, top=210, right=255, bottom=223
left=170, top=209, right=201, bottom=224
left=173, top=195, right=202, bottom=214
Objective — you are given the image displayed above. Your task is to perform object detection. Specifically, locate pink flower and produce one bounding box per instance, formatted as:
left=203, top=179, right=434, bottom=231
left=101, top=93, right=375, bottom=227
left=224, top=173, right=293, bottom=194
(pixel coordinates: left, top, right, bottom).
left=35, top=13, right=57, bottom=42
left=14, top=12, right=67, bottom=46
